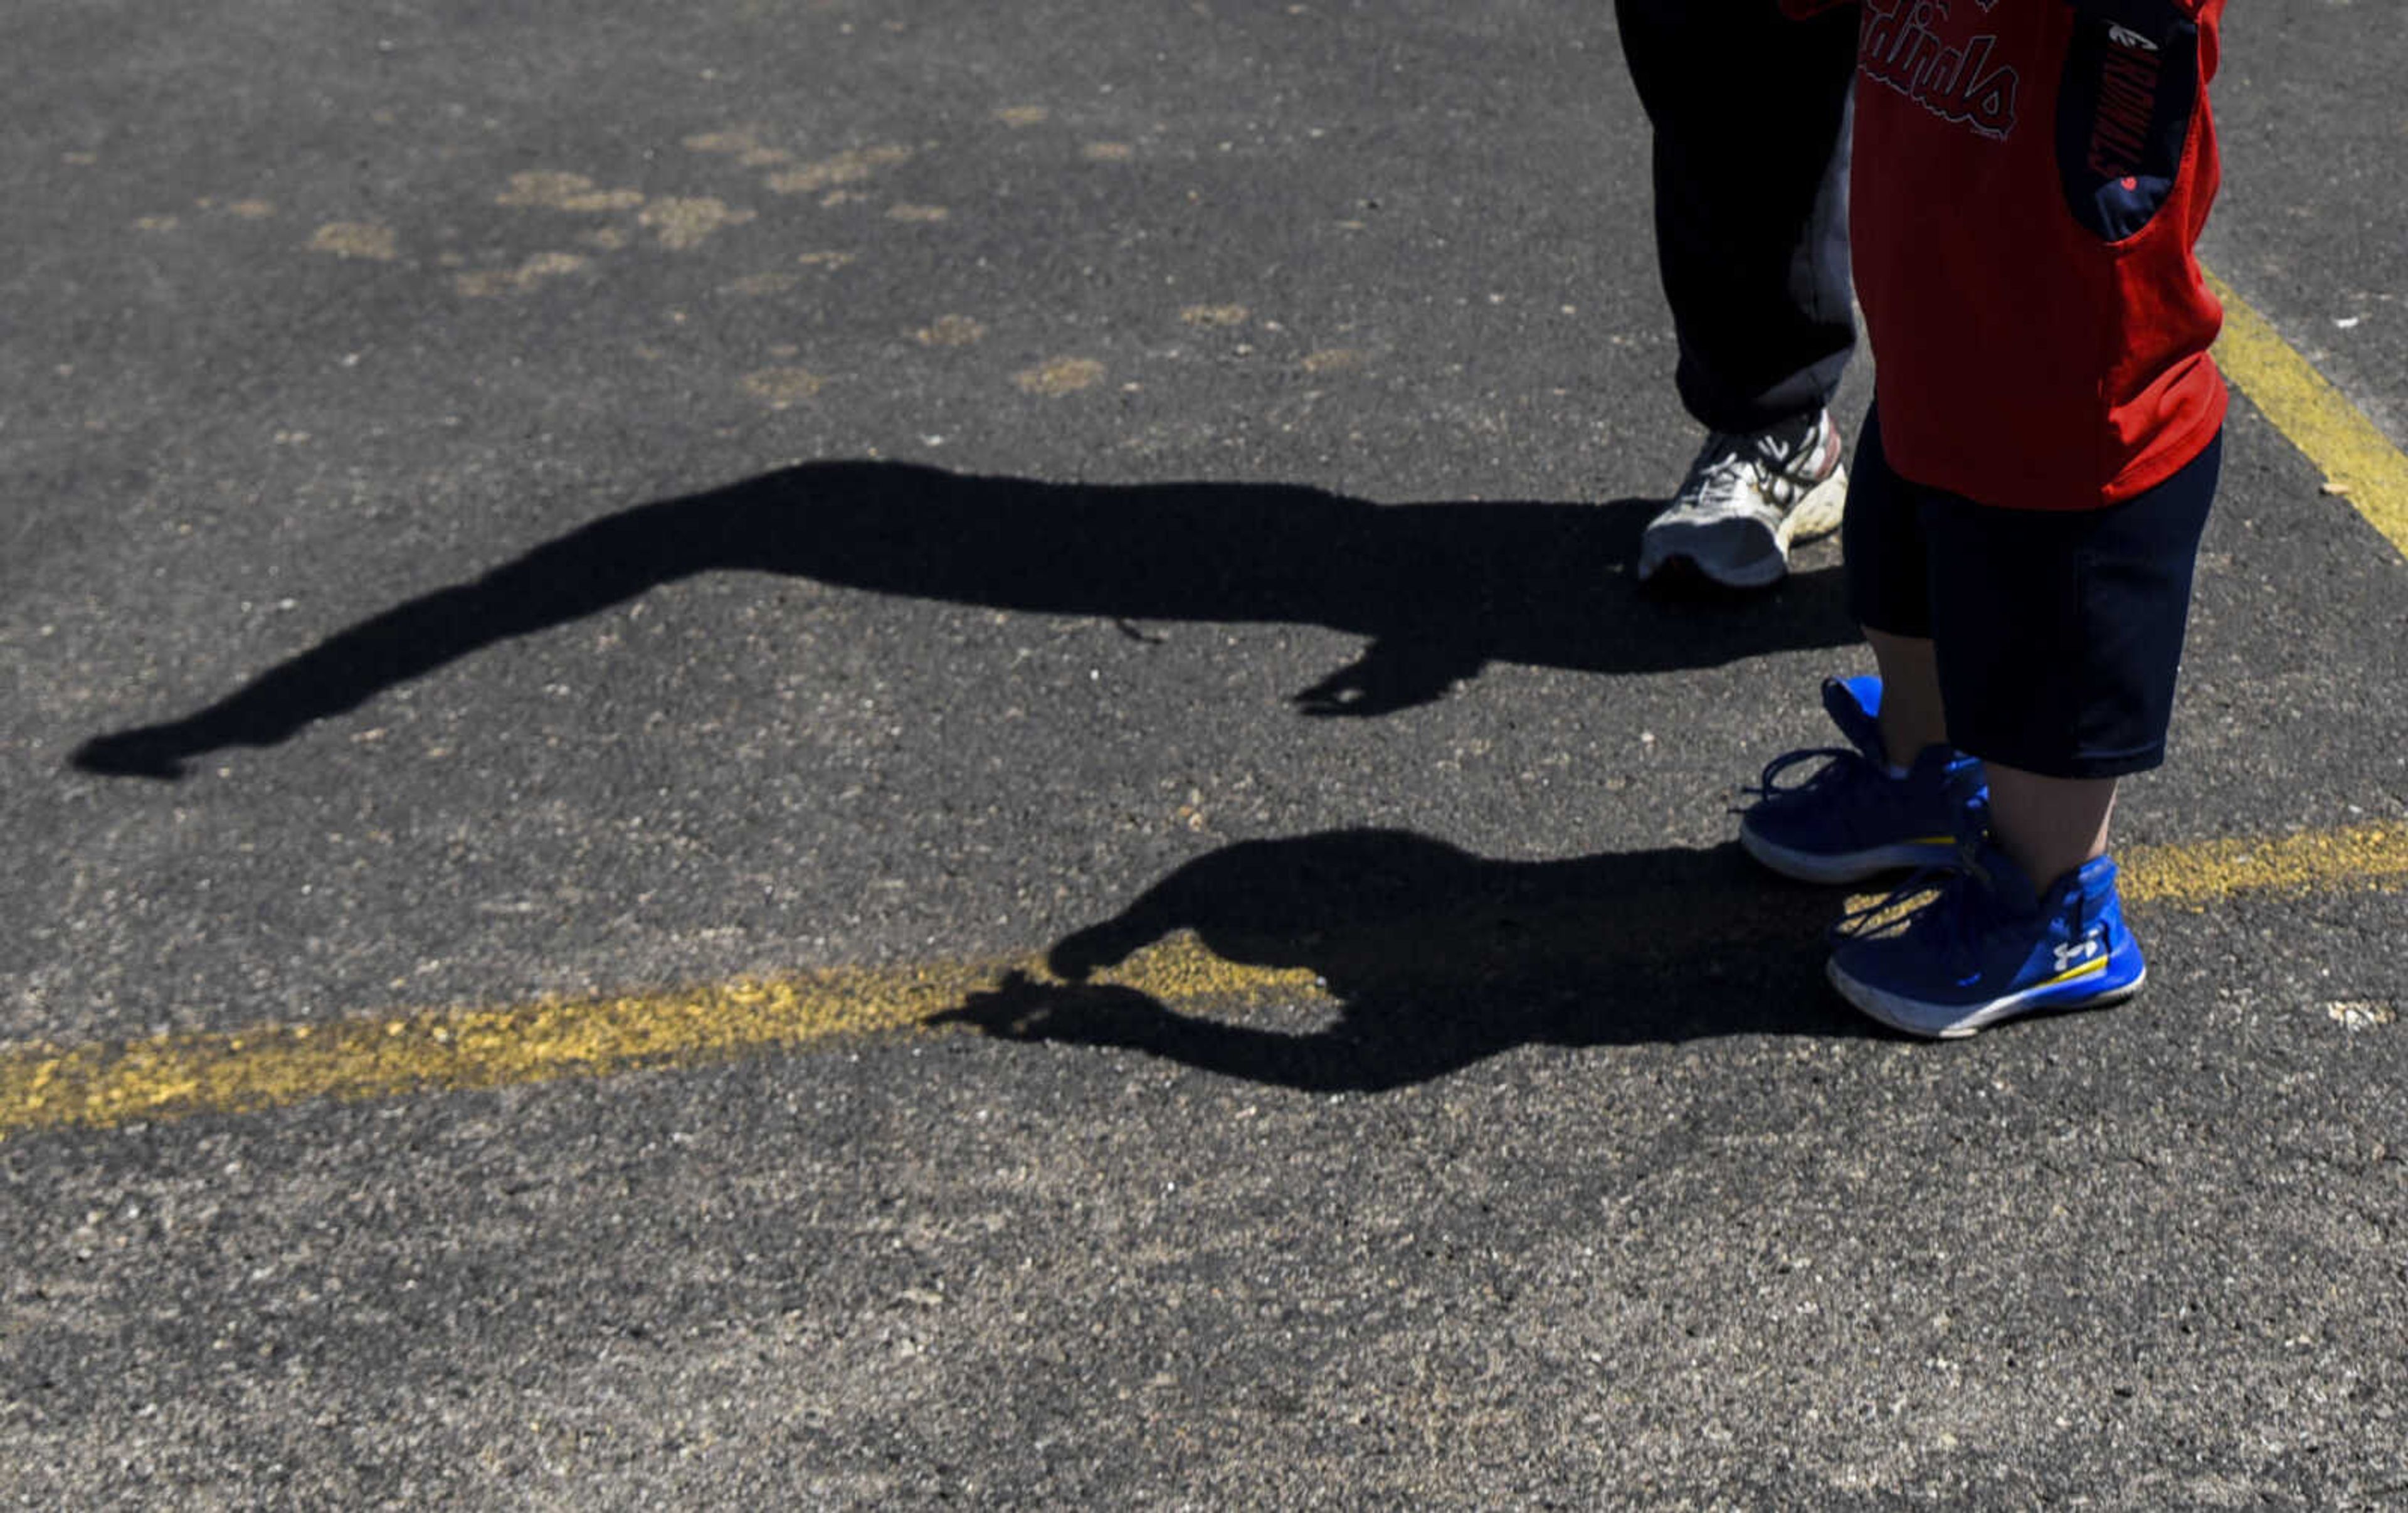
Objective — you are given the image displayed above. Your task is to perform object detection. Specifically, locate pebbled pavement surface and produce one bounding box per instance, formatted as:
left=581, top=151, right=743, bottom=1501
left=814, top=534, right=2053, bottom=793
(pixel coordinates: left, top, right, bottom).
left=4, top=1, right=2405, bottom=1505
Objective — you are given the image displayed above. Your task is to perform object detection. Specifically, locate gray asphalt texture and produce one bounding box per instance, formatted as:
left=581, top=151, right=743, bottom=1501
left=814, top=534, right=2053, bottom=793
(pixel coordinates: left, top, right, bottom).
left=6, top=1, right=2407, bottom=1505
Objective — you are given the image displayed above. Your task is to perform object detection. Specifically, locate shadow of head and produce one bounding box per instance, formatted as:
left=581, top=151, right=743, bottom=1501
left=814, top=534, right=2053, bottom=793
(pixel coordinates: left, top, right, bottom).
left=935, top=828, right=1875, bottom=1092
left=71, top=459, right=1849, bottom=778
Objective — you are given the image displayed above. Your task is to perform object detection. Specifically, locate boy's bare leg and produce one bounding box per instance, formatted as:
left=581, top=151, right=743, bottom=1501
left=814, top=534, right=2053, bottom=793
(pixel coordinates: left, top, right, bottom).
left=1864, top=625, right=2117, bottom=888
left=1862, top=627, right=1947, bottom=766
left=1987, top=768, right=2116, bottom=893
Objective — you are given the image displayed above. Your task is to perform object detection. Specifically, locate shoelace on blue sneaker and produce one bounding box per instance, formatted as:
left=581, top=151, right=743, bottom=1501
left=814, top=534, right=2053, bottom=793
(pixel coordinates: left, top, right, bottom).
left=1744, top=746, right=1869, bottom=807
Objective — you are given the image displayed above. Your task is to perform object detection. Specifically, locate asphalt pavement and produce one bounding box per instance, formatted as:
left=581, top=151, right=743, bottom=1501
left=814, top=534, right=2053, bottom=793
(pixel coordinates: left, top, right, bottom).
left=5, top=1, right=2405, bottom=1505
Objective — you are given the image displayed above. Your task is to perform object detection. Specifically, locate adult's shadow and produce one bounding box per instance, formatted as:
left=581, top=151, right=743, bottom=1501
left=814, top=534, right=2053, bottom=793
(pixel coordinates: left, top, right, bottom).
left=72, top=460, right=1851, bottom=778
left=934, top=828, right=1881, bottom=1092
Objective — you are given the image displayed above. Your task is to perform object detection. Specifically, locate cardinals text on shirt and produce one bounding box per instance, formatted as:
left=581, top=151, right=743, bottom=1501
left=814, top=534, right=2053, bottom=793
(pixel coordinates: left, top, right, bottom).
left=1859, top=0, right=2021, bottom=140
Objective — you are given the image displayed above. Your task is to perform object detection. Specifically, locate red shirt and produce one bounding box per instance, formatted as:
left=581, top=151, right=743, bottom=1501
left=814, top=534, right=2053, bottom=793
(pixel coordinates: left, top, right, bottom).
left=1840, top=0, right=2228, bottom=510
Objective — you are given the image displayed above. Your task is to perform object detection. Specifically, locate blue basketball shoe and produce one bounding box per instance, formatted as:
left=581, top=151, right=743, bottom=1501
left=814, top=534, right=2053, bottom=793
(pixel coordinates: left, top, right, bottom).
left=1827, top=837, right=2147, bottom=1039
left=1739, top=676, right=1987, bottom=884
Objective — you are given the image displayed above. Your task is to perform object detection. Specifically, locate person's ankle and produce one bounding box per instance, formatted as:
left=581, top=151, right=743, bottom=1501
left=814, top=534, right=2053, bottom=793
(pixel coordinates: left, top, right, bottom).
left=1999, top=839, right=2105, bottom=897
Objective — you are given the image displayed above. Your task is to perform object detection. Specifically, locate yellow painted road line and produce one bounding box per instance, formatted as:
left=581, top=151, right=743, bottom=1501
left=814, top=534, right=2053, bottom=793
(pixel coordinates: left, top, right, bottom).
left=2207, top=267, right=2408, bottom=561
left=2120, top=824, right=2408, bottom=910
left=4, top=826, right=2402, bottom=1140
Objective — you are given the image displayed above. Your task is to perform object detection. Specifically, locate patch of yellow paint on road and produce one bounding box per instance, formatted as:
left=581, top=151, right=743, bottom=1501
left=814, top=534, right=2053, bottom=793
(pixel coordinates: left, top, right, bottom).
left=684, top=127, right=768, bottom=155
left=916, top=315, right=988, bottom=346
left=0, top=937, right=1318, bottom=1140
left=741, top=367, right=828, bottom=406
left=766, top=145, right=914, bottom=196
left=640, top=197, right=757, bottom=249
left=454, top=252, right=591, bottom=298
left=1015, top=357, right=1104, bottom=395
left=995, top=106, right=1052, bottom=128
left=2207, top=268, right=2408, bottom=561
left=1181, top=304, right=1250, bottom=328
left=2121, top=825, right=2408, bottom=909
left=307, top=222, right=399, bottom=260
left=885, top=204, right=950, bottom=224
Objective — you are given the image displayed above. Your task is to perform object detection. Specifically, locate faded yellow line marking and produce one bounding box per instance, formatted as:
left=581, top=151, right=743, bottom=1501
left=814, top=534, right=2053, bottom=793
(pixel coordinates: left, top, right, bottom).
left=2208, top=267, right=2408, bottom=560
left=916, top=315, right=988, bottom=347
left=739, top=367, right=828, bottom=406
left=3, top=826, right=2401, bottom=1140
left=0, top=938, right=1312, bottom=1140
left=306, top=222, right=398, bottom=261
left=1013, top=356, right=1104, bottom=395
left=765, top=144, right=914, bottom=196
left=454, top=251, right=591, bottom=299
left=2121, top=824, right=2408, bottom=908
left=639, top=196, right=756, bottom=250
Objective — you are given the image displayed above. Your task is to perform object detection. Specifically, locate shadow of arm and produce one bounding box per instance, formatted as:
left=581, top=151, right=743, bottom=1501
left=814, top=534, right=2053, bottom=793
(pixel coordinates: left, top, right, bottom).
left=71, top=500, right=707, bottom=778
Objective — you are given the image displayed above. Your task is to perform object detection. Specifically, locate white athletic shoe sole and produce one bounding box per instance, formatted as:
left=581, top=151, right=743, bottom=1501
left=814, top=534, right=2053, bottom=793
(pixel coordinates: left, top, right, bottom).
left=1637, top=464, right=1847, bottom=589
left=1738, top=822, right=1955, bottom=885
left=1827, top=957, right=2147, bottom=1039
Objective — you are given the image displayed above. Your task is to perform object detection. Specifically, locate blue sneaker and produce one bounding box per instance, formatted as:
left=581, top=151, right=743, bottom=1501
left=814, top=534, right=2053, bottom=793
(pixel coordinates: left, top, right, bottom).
left=1739, top=676, right=1987, bottom=884
left=1827, top=840, right=2147, bottom=1039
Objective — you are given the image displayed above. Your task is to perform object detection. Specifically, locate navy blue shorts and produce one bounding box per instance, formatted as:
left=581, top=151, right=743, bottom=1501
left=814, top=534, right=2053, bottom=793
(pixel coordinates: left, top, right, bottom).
left=1842, top=407, right=2222, bottom=780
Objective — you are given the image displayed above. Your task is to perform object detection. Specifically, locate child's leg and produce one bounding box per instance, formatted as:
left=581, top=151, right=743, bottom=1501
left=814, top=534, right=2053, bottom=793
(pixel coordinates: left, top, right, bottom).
left=1987, top=767, right=2116, bottom=892
left=1854, top=627, right=2118, bottom=891
left=1825, top=435, right=2221, bottom=1037
left=1928, top=432, right=2222, bottom=829
left=1863, top=627, right=1945, bottom=768
left=1844, top=407, right=1952, bottom=768
left=1738, top=629, right=1977, bottom=882
left=1736, top=408, right=1982, bottom=885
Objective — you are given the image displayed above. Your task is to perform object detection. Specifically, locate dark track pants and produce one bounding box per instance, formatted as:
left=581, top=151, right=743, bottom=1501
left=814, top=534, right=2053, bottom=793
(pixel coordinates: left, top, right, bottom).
left=1613, top=0, right=1861, bottom=435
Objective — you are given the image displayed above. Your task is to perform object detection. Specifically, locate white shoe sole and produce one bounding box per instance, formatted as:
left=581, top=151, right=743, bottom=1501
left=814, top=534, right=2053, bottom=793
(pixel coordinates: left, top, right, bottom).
left=1637, top=464, right=1848, bottom=589
left=1827, top=957, right=2147, bottom=1039
left=1739, top=824, right=1954, bottom=884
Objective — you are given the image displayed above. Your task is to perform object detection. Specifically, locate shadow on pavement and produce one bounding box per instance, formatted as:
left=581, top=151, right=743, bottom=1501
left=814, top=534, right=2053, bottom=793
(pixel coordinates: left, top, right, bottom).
left=71, top=459, right=1851, bottom=778
left=933, top=829, right=1879, bottom=1090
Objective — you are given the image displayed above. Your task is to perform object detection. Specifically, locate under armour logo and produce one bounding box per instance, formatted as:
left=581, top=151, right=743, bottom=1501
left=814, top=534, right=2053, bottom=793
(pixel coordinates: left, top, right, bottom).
left=2054, top=933, right=2105, bottom=973
left=2107, top=23, right=2160, bottom=51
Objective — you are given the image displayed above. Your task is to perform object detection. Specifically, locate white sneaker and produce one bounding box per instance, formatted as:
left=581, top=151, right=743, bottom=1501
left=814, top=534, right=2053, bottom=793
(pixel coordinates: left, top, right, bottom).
left=1635, top=410, right=1848, bottom=589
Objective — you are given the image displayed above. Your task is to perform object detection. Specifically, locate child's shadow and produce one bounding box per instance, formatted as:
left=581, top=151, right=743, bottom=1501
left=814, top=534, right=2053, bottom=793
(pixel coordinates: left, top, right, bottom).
left=934, top=828, right=1876, bottom=1091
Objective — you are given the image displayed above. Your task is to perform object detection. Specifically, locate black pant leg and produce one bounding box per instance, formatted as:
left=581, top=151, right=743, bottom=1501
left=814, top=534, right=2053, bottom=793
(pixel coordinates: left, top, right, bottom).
left=1613, top=0, right=1859, bottom=435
